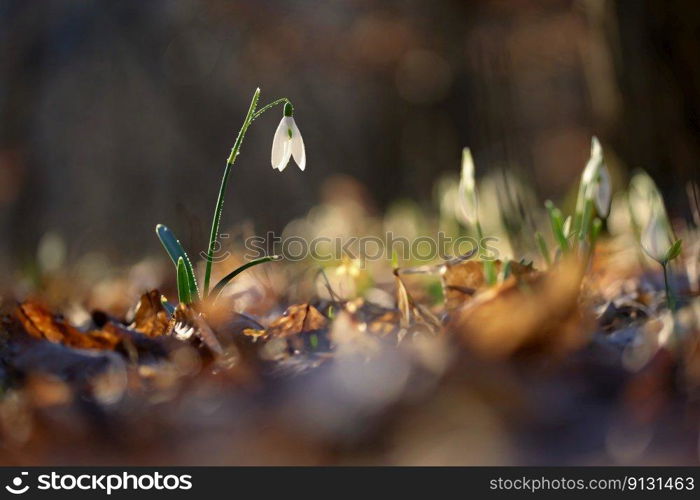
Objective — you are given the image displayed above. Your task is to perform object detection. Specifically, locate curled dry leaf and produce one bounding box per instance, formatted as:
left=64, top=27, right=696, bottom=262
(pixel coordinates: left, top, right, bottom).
left=130, top=290, right=170, bottom=337
left=441, top=259, right=536, bottom=309
left=14, top=301, right=121, bottom=350
left=11, top=301, right=168, bottom=364
left=448, top=259, right=589, bottom=358
left=244, top=303, right=327, bottom=340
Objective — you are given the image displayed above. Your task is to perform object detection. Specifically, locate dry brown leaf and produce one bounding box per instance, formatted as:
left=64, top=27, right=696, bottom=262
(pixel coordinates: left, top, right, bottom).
left=14, top=301, right=121, bottom=350
left=12, top=301, right=170, bottom=360
left=264, top=304, right=328, bottom=338
left=441, top=260, right=490, bottom=309
left=130, top=290, right=170, bottom=337
left=448, top=259, right=589, bottom=358
left=441, top=259, right=535, bottom=309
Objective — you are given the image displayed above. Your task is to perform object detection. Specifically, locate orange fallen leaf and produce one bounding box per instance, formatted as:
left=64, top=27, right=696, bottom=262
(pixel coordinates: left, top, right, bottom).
left=14, top=301, right=120, bottom=350
left=448, top=259, right=589, bottom=358
left=262, top=304, right=328, bottom=338
left=130, top=290, right=170, bottom=337
left=441, top=259, right=535, bottom=309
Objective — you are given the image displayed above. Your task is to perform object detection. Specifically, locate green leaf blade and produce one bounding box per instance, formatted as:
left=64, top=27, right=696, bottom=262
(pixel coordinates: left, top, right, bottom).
left=545, top=200, right=569, bottom=253
left=155, top=224, right=199, bottom=299
left=177, top=257, right=193, bottom=304
left=210, top=255, right=281, bottom=302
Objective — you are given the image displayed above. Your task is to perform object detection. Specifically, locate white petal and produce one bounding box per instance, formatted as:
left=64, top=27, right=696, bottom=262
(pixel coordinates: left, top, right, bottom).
left=290, top=120, right=306, bottom=171
left=641, top=213, right=672, bottom=262
left=277, top=141, right=292, bottom=172
left=582, top=136, right=603, bottom=185
left=595, top=166, right=611, bottom=217
left=271, top=117, right=294, bottom=170
left=460, top=148, right=476, bottom=192
left=456, top=147, right=478, bottom=225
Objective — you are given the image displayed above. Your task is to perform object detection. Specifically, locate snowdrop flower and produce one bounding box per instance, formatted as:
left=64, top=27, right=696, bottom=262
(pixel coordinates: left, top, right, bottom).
left=457, top=147, right=478, bottom=226
left=628, top=170, right=663, bottom=230
left=641, top=205, right=675, bottom=263
left=581, top=136, right=611, bottom=217
left=271, top=103, right=305, bottom=171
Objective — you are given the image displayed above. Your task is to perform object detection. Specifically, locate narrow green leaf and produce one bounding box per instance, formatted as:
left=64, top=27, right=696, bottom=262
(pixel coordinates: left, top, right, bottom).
left=155, top=224, right=199, bottom=299
left=535, top=231, right=552, bottom=267
left=483, top=259, right=497, bottom=286
left=501, top=260, right=513, bottom=282
left=545, top=200, right=569, bottom=253
left=664, top=239, right=683, bottom=263
left=177, top=257, right=193, bottom=304
left=578, top=198, right=594, bottom=242
left=209, top=255, right=282, bottom=302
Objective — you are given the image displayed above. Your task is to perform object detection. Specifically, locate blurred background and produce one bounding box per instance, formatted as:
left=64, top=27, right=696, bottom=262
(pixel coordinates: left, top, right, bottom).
left=1, top=0, right=699, bottom=282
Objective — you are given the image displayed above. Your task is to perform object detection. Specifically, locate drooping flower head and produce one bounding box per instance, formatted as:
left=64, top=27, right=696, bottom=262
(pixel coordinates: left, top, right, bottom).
left=271, top=103, right=305, bottom=171
left=641, top=197, right=677, bottom=263
left=628, top=170, right=664, bottom=231
left=580, top=136, right=611, bottom=217
left=456, top=147, right=478, bottom=226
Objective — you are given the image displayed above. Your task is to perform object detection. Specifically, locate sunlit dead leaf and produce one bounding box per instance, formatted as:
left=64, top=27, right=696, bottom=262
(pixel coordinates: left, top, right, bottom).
left=441, top=259, right=536, bottom=309
left=448, top=259, right=589, bottom=358
left=265, top=304, right=327, bottom=338
left=130, top=290, right=170, bottom=337
left=15, top=301, right=120, bottom=350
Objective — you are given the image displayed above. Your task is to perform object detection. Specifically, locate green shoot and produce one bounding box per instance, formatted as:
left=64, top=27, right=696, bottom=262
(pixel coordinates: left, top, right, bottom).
left=156, top=224, right=199, bottom=299
left=177, top=257, right=193, bottom=304
left=500, top=259, right=513, bottom=282
left=539, top=138, right=610, bottom=262
left=156, top=88, right=296, bottom=305
left=578, top=198, right=594, bottom=245
left=203, top=88, right=261, bottom=298
left=545, top=200, right=569, bottom=254
left=535, top=231, right=552, bottom=268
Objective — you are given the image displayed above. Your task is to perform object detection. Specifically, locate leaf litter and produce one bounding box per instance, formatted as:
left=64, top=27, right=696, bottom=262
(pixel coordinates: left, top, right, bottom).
left=1, top=241, right=699, bottom=466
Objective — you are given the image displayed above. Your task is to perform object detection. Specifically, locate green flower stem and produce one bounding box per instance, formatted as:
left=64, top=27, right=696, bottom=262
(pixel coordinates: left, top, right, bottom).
left=252, top=98, right=292, bottom=121
left=203, top=89, right=292, bottom=298
left=578, top=198, right=594, bottom=245
left=662, top=262, right=676, bottom=311
left=545, top=200, right=569, bottom=254
left=476, top=221, right=497, bottom=285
